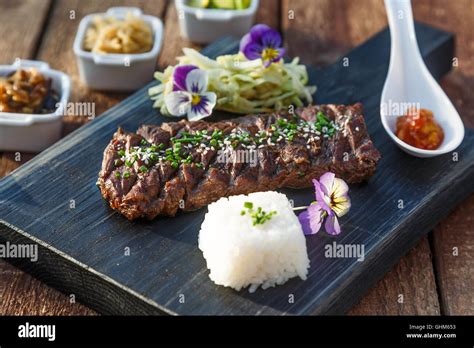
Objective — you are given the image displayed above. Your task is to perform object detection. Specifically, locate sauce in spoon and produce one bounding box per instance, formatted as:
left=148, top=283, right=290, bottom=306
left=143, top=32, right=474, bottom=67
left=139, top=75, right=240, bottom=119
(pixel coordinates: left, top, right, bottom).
left=396, top=108, right=444, bottom=150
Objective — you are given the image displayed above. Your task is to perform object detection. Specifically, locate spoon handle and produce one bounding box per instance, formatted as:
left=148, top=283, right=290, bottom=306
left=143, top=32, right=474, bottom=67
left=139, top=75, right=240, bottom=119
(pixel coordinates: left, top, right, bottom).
left=384, top=0, right=424, bottom=65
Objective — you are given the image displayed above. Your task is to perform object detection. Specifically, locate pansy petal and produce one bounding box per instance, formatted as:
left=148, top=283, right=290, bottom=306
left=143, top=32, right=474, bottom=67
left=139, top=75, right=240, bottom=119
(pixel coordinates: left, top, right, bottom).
left=298, top=202, right=323, bottom=235
left=311, top=179, right=320, bottom=198
left=319, top=172, right=335, bottom=196
left=324, top=214, right=341, bottom=235
left=242, top=42, right=264, bottom=61
left=164, top=91, right=191, bottom=117
left=185, top=69, right=208, bottom=94
left=249, top=24, right=273, bottom=42
left=260, top=27, right=282, bottom=49
left=298, top=210, right=313, bottom=235
left=187, top=92, right=216, bottom=121
left=331, top=195, right=351, bottom=217
left=314, top=179, right=331, bottom=213
left=332, top=177, right=349, bottom=197
left=239, top=32, right=252, bottom=53
left=239, top=33, right=263, bottom=60
left=273, top=47, right=285, bottom=62
left=263, top=60, right=272, bottom=68
left=307, top=202, right=323, bottom=234
left=173, top=65, right=198, bottom=92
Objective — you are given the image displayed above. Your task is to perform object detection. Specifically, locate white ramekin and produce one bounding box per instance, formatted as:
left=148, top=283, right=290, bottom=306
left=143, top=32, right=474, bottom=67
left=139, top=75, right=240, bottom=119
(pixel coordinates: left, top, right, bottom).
left=175, top=0, right=259, bottom=44
left=0, top=60, right=71, bottom=152
left=73, top=7, right=164, bottom=92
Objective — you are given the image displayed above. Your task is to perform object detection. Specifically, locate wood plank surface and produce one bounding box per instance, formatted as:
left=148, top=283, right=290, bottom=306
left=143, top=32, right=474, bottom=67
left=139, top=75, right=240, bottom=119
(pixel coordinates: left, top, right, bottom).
left=432, top=196, right=474, bottom=315
left=349, top=238, right=440, bottom=315
left=0, top=0, right=472, bottom=315
left=0, top=0, right=52, bottom=63
left=413, top=0, right=474, bottom=315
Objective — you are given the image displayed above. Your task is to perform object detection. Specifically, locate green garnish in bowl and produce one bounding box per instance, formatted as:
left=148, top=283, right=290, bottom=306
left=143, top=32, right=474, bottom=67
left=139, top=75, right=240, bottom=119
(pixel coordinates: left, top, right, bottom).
left=187, top=0, right=251, bottom=10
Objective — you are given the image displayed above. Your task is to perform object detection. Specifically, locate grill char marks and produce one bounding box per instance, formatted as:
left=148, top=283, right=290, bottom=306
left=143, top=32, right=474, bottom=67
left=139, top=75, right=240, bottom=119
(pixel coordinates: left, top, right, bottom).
left=97, top=103, right=381, bottom=220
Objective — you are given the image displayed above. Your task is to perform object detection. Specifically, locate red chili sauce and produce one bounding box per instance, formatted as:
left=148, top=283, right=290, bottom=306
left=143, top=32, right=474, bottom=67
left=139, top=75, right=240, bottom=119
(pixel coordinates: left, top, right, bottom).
left=396, top=108, right=444, bottom=150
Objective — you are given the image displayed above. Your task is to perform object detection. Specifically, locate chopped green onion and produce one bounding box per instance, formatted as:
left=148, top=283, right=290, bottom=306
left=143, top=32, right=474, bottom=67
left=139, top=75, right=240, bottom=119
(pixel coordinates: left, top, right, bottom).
left=241, top=201, right=277, bottom=226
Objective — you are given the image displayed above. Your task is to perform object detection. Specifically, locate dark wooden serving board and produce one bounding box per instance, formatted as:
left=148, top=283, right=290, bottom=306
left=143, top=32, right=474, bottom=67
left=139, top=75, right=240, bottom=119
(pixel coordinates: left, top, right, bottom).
left=1, top=23, right=473, bottom=315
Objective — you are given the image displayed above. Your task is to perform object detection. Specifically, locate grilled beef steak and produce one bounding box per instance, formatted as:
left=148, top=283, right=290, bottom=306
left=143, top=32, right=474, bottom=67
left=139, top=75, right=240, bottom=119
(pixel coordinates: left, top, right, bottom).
left=97, top=103, right=381, bottom=220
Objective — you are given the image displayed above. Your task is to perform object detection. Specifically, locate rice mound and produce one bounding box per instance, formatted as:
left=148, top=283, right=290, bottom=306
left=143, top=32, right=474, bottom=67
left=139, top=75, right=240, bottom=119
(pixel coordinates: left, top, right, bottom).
left=199, top=191, right=310, bottom=293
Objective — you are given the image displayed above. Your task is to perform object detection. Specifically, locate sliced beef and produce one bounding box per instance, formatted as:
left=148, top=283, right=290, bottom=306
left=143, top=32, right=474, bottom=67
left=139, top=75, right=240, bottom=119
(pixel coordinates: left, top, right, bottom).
left=97, top=103, right=381, bottom=220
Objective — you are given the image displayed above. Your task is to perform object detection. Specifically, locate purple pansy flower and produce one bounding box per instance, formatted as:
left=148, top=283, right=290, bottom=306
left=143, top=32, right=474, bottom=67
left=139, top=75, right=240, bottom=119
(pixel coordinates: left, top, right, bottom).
left=298, top=202, right=324, bottom=236
left=239, top=24, right=285, bottom=68
left=164, top=65, right=217, bottom=121
left=298, top=172, right=351, bottom=236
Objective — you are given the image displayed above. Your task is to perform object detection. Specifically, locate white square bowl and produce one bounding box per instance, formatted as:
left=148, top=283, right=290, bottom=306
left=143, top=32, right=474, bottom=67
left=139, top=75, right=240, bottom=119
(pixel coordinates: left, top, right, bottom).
left=175, top=0, right=259, bottom=44
left=0, top=60, right=71, bottom=152
left=73, top=7, right=163, bottom=92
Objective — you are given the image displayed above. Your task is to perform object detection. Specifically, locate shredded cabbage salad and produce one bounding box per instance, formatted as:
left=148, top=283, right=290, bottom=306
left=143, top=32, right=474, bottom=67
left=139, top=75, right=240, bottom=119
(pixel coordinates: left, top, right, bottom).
left=148, top=48, right=316, bottom=115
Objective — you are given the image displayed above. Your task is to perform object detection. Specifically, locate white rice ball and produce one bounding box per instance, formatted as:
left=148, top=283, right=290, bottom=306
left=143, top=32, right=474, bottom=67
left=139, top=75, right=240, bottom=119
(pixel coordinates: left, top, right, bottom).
left=199, top=191, right=310, bottom=293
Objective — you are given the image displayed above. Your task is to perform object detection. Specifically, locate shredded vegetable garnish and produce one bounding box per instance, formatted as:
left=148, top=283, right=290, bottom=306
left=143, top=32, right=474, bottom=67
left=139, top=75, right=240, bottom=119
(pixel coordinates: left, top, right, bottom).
left=149, top=48, right=316, bottom=116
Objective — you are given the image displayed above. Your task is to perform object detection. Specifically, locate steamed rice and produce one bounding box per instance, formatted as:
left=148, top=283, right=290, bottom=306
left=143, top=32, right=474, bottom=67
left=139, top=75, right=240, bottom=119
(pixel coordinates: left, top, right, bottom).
left=199, top=191, right=310, bottom=293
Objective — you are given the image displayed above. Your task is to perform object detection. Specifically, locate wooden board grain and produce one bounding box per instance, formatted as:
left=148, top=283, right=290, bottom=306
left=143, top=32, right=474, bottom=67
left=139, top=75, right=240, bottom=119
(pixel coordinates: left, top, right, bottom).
left=1, top=22, right=472, bottom=315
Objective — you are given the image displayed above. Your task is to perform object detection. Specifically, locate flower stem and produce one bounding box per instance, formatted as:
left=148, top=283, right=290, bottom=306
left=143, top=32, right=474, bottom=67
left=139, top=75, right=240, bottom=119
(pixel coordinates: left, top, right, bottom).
left=292, top=206, right=308, bottom=211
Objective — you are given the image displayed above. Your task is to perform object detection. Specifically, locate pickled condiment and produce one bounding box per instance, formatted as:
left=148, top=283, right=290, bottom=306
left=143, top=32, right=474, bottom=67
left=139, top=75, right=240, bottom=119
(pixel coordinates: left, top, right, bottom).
left=0, top=68, right=58, bottom=115
left=396, top=108, right=444, bottom=150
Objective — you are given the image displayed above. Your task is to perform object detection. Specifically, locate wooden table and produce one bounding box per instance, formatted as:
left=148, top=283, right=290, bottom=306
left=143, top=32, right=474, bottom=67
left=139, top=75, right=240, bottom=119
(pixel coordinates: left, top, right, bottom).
left=0, top=0, right=472, bottom=316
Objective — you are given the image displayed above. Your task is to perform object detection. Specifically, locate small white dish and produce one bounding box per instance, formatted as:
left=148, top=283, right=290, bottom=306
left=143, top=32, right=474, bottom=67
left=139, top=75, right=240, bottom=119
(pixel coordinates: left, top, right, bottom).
left=175, top=0, right=259, bottom=44
left=73, top=7, right=164, bottom=92
left=381, top=0, right=464, bottom=158
left=0, top=60, right=71, bottom=152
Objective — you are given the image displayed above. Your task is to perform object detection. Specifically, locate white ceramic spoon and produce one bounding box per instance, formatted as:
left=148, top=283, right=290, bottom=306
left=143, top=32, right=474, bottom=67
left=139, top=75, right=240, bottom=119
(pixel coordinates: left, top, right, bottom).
left=381, top=0, right=464, bottom=157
